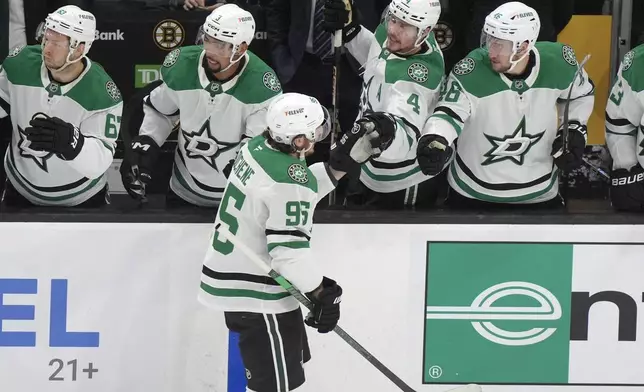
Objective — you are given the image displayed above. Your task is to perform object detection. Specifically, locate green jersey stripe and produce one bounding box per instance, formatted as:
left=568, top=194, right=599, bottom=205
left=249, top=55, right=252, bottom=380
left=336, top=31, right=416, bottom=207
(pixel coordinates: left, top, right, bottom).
left=200, top=282, right=290, bottom=301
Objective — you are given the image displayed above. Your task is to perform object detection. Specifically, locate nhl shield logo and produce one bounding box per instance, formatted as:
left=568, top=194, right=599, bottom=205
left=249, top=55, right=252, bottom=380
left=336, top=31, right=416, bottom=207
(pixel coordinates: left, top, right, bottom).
left=288, top=164, right=308, bottom=184
left=408, top=63, right=429, bottom=83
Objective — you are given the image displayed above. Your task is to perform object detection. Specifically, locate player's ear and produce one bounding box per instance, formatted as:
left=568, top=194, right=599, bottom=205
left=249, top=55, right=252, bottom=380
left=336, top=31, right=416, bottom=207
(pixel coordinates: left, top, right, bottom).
left=73, top=43, right=86, bottom=59
left=233, top=42, right=249, bottom=61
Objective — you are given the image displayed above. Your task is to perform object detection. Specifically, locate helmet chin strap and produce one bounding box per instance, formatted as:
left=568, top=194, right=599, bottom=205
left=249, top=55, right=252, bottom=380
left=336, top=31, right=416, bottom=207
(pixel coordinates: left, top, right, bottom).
left=216, top=46, right=246, bottom=75
left=506, top=47, right=530, bottom=74
left=43, top=41, right=84, bottom=73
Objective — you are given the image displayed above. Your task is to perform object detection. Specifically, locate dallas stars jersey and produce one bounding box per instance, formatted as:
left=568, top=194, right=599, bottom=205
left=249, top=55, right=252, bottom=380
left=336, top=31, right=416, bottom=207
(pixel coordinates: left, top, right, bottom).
left=605, top=44, right=644, bottom=171
left=424, top=42, right=595, bottom=204
left=140, top=46, right=282, bottom=207
left=198, top=135, right=336, bottom=314
left=0, top=45, right=122, bottom=206
left=345, top=23, right=445, bottom=193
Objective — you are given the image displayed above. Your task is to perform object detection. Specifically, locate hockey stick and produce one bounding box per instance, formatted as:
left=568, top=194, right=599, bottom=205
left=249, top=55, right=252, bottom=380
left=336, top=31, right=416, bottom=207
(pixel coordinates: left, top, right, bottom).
left=557, top=53, right=591, bottom=205
left=582, top=157, right=610, bottom=181
left=328, top=30, right=343, bottom=207
left=214, top=223, right=480, bottom=392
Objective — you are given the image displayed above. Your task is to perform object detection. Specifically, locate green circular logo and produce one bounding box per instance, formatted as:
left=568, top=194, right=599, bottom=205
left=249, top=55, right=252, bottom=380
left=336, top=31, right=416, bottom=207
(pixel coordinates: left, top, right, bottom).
left=287, top=163, right=308, bottom=184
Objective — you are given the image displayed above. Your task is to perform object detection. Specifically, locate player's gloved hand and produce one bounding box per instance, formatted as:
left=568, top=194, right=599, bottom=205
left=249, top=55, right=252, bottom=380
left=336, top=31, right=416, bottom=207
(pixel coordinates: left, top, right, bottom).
left=610, top=165, right=644, bottom=211
left=417, top=134, right=453, bottom=176
left=323, top=0, right=361, bottom=42
left=122, top=135, right=160, bottom=202
left=328, top=112, right=395, bottom=177
left=305, top=276, right=342, bottom=334
left=24, top=113, right=84, bottom=160
left=551, top=121, right=587, bottom=172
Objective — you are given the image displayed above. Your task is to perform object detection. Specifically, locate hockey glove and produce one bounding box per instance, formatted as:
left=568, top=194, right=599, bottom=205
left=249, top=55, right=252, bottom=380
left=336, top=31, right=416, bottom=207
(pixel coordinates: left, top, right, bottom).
left=610, top=165, right=644, bottom=211
left=417, top=134, right=453, bottom=176
left=122, top=135, right=160, bottom=201
left=551, top=121, right=587, bottom=172
left=305, top=277, right=342, bottom=334
left=328, top=112, right=395, bottom=177
left=25, top=113, right=84, bottom=161
left=323, top=0, right=361, bottom=42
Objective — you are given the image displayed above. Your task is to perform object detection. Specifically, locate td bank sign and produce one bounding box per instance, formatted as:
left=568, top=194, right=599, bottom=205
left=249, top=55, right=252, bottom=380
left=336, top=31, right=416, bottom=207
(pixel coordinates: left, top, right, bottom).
left=423, top=242, right=644, bottom=385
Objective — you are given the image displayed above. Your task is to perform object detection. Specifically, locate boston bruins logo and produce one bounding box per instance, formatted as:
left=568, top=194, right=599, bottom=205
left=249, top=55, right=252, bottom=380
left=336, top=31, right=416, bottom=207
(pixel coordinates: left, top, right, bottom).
left=153, top=19, right=185, bottom=50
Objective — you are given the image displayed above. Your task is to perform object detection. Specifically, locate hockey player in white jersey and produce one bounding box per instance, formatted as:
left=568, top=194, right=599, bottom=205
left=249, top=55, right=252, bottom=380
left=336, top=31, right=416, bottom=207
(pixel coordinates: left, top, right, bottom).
left=198, top=92, right=394, bottom=392
left=419, top=1, right=595, bottom=208
left=0, top=6, right=122, bottom=207
left=124, top=4, right=282, bottom=207
left=323, top=0, right=446, bottom=208
left=605, top=44, right=644, bottom=211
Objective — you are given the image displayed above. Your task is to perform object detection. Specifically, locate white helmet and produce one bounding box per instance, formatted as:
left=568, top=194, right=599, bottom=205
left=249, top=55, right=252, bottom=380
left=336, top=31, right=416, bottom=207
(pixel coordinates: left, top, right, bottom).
left=481, top=2, right=540, bottom=72
left=267, top=93, right=331, bottom=154
left=388, top=0, right=442, bottom=47
left=202, top=4, right=255, bottom=62
left=44, top=5, right=96, bottom=63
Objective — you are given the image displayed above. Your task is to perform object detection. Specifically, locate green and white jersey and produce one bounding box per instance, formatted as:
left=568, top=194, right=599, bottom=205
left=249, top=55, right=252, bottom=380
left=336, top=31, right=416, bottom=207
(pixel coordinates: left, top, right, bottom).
left=198, top=135, right=336, bottom=314
left=605, top=44, right=644, bottom=170
left=0, top=45, right=122, bottom=206
left=425, top=42, right=595, bottom=204
left=140, top=46, right=282, bottom=207
left=345, top=23, right=445, bottom=193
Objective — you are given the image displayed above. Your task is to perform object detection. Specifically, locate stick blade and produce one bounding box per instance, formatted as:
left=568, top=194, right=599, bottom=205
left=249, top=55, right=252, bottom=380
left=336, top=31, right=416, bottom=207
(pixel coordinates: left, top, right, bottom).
left=445, top=384, right=483, bottom=392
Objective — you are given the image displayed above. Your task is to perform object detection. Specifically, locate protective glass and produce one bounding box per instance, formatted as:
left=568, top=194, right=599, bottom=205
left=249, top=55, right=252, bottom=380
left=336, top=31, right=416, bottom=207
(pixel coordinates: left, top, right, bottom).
left=480, top=31, right=514, bottom=57
left=314, top=106, right=332, bottom=142
left=42, top=29, right=70, bottom=49
left=385, top=13, right=419, bottom=43
left=202, top=35, right=233, bottom=57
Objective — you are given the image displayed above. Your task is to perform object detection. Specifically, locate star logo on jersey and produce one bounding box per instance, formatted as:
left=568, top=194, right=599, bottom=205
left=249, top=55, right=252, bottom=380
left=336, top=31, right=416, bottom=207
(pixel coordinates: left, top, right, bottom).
left=182, top=118, right=238, bottom=172
left=288, top=163, right=308, bottom=184
left=482, top=116, right=545, bottom=166
left=17, top=125, right=54, bottom=172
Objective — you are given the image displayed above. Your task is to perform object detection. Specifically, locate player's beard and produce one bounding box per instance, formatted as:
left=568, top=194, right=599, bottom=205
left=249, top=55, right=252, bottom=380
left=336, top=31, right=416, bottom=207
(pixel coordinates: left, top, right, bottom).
left=205, top=56, right=222, bottom=73
left=43, top=55, right=65, bottom=71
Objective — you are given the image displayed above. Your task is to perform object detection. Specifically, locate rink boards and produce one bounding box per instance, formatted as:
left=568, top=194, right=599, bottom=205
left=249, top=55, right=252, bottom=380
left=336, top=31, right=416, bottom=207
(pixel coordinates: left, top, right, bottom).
left=1, top=222, right=644, bottom=392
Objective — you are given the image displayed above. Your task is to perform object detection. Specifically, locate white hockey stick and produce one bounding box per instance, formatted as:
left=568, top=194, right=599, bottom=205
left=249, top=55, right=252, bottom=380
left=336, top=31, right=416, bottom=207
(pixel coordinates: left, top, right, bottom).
left=214, top=223, right=482, bottom=392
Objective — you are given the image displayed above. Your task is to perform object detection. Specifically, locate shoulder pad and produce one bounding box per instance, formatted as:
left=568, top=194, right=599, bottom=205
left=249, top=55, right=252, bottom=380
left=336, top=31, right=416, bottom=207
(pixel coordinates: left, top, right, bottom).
left=449, top=49, right=506, bottom=98
left=2, top=45, right=42, bottom=86
left=229, top=51, right=282, bottom=104
left=67, top=61, right=122, bottom=111
left=620, top=43, right=644, bottom=92
left=160, top=46, right=203, bottom=91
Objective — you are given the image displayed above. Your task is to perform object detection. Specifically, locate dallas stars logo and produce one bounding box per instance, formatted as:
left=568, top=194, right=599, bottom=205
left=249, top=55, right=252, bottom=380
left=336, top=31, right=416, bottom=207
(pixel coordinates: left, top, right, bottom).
left=181, top=118, right=238, bottom=172
left=17, top=125, right=53, bottom=172
left=482, top=116, right=545, bottom=166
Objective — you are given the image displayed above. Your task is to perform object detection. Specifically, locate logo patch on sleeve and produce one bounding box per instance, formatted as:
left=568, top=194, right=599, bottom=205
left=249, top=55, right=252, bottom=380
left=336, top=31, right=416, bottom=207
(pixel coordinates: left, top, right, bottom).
left=453, top=58, right=475, bottom=76
left=105, top=81, right=122, bottom=102
left=288, top=163, right=308, bottom=184
left=7, top=44, right=25, bottom=58
left=562, top=45, right=578, bottom=66
left=408, top=62, right=429, bottom=83
left=263, top=72, right=282, bottom=92
left=622, top=50, right=635, bottom=72
left=163, top=49, right=181, bottom=68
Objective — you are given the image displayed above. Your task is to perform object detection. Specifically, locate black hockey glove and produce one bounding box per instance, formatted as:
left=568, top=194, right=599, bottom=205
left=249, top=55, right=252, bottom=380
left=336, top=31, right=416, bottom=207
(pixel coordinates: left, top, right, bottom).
left=417, top=134, right=453, bottom=176
left=25, top=113, right=84, bottom=161
left=323, top=0, right=361, bottom=42
left=551, top=121, right=587, bottom=172
left=122, top=135, right=160, bottom=202
left=305, top=277, right=342, bottom=334
left=610, top=165, right=644, bottom=211
left=328, top=112, right=395, bottom=178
